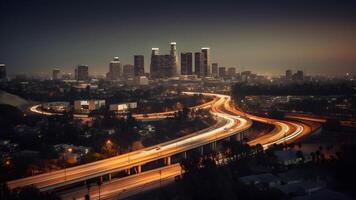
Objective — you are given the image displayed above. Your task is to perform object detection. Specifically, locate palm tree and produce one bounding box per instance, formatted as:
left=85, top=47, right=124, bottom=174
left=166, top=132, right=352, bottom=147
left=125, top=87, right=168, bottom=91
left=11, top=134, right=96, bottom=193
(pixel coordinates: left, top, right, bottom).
left=310, top=152, right=315, bottom=162
left=315, top=150, right=321, bottom=163
left=97, top=179, right=102, bottom=200
left=86, top=181, right=91, bottom=199
left=296, top=150, right=304, bottom=163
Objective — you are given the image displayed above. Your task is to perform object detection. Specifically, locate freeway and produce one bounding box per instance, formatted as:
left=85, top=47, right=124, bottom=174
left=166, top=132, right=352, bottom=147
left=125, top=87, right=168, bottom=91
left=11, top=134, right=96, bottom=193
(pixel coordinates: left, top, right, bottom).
left=28, top=95, right=217, bottom=120
left=8, top=93, right=252, bottom=191
left=60, top=164, right=182, bottom=200
left=226, top=103, right=311, bottom=149
left=59, top=92, right=313, bottom=200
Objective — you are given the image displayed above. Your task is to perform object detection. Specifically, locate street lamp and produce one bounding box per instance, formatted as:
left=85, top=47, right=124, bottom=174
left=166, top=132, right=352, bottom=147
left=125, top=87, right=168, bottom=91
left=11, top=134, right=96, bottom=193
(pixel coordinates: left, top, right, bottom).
left=159, top=169, right=162, bottom=190
left=5, top=160, right=11, bottom=166
left=64, top=147, right=73, bottom=182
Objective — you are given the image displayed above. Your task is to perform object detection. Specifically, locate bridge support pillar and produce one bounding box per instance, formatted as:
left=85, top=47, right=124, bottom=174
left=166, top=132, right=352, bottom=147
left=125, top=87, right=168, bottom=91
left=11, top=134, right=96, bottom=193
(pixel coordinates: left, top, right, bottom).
left=125, top=169, right=131, bottom=175
left=235, top=134, right=240, bottom=141
left=136, top=165, right=141, bottom=173
left=108, top=173, right=112, bottom=181
left=237, top=132, right=244, bottom=141
left=199, top=146, right=204, bottom=155
left=183, top=152, right=187, bottom=159
left=211, top=142, right=217, bottom=151
left=165, top=156, right=171, bottom=165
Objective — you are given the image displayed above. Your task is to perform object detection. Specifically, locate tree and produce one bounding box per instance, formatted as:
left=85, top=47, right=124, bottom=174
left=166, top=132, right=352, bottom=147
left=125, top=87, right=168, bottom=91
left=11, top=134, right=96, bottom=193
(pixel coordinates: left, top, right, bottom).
left=85, top=181, right=91, bottom=199
left=296, top=150, right=304, bottom=163
left=0, top=184, right=59, bottom=200
left=97, top=179, right=103, bottom=200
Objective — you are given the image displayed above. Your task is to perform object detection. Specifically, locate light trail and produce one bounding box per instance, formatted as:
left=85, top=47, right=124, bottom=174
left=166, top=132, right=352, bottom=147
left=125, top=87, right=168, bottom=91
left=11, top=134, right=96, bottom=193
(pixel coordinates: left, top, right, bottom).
left=8, top=93, right=251, bottom=191
left=58, top=92, right=313, bottom=200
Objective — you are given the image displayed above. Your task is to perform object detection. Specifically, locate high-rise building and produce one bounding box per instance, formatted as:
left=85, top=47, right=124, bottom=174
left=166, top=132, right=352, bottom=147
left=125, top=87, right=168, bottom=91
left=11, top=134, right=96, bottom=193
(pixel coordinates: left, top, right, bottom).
left=123, top=64, right=135, bottom=79
left=194, top=52, right=202, bottom=77
left=75, top=65, right=89, bottom=81
left=227, top=67, right=236, bottom=77
left=295, top=70, right=304, bottom=81
left=212, top=63, right=218, bottom=77
left=150, top=48, right=160, bottom=78
left=0, top=64, right=7, bottom=80
left=107, top=57, right=121, bottom=80
left=159, top=54, right=172, bottom=78
left=241, top=71, right=252, bottom=76
left=170, top=42, right=178, bottom=76
left=201, top=47, right=211, bottom=77
left=285, top=70, right=293, bottom=79
left=150, top=44, right=177, bottom=79
left=52, top=68, right=60, bottom=80
left=134, top=55, right=145, bottom=76
left=181, top=52, right=193, bottom=75
left=218, top=67, right=226, bottom=78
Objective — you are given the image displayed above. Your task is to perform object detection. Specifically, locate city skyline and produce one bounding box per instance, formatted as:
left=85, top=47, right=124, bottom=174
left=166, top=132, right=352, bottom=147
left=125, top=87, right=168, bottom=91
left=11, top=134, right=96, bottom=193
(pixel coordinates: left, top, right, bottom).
left=1, top=0, right=356, bottom=76
left=1, top=1, right=356, bottom=199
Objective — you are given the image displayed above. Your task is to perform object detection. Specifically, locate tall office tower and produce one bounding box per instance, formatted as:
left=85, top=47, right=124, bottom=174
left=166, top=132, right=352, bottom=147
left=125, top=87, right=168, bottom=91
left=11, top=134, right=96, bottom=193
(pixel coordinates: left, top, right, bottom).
left=212, top=63, right=218, bottom=77
left=75, top=65, right=89, bottom=81
left=295, top=70, right=304, bottom=81
left=218, top=67, right=226, bottom=78
left=170, top=42, right=178, bottom=76
left=285, top=70, right=293, bottom=80
left=134, top=55, right=145, bottom=76
left=52, top=68, right=60, bottom=80
left=194, top=52, right=202, bottom=77
left=150, top=48, right=160, bottom=78
left=123, top=64, right=135, bottom=79
left=181, top=52, right=193, bottom=75
left=106, top=57, right=121, bottom=80
left=0, top=64, right=7, bottom=80
left=227, top=67, right=236, bottom=77
left=201, top=47, right=211, bottom=77
left=160, top=54, right=172, bottom=78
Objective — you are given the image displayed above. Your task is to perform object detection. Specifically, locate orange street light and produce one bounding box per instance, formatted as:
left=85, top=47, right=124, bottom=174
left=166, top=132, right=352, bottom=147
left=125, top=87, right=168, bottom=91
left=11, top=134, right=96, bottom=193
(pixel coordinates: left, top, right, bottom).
left=5, top=160, right=11, bottom=166
left=68, top=148, right=73, bottom=153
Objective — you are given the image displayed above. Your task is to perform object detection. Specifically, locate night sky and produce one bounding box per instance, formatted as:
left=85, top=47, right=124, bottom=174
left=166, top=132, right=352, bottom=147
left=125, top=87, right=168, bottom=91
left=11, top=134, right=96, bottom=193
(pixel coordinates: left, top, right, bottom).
left=1, top=0, right=356, bottom=76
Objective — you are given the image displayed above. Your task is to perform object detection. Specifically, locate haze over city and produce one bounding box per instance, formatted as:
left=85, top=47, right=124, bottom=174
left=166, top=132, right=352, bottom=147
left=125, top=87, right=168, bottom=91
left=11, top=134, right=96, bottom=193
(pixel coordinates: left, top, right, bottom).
left=1, top=1, right=356, bottom=200
left=1, top=0, right=356, bottom=76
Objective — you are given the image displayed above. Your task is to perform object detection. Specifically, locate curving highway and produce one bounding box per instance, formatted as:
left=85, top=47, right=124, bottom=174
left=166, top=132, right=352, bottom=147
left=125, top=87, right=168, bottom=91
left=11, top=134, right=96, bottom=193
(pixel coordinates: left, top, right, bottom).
left=28, top=95, right=217, bottom=120
left=11, top=92, right=313, bottom=200
left=59, top=93, right=313, bottom=200
left=8, top=93, right=252, bottom=191
left=227, top=103, right=311, bottom=149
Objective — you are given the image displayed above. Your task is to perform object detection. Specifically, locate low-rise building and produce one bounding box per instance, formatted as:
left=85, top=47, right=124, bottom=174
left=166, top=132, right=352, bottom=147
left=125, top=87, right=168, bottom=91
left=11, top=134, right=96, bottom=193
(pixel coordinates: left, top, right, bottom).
left=109, top=102, right=137, bottom=112
left=274, top=150, right=302, bottom=166
left=239, top=173, right=281, bottom=188
left=275, top=181, right=325, bottom=196
left=74, top=100, right=105, bottom=113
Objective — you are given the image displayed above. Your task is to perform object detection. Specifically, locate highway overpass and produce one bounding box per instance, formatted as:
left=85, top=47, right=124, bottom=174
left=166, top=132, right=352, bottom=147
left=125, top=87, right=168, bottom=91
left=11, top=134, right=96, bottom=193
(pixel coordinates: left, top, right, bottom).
left=8, top=93, right=252, bottom=191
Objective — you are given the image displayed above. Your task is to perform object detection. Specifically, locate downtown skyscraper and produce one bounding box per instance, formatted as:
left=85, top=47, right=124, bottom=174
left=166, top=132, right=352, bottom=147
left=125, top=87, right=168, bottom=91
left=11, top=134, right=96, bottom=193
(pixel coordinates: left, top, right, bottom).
left=107, top=57, right=121, bottom=80
left=134, top=55, right=145, bottom=76
left=170, top=42, right=178, bottom=76
left=0, top=64, right=7, bottom=80
left=181, top=52, right=193, bottom=75
left=75, top=65, right=89, bottom=81
left=52, top=68, right=60, bottom=80
left=194, top=52, right=202, bottom=77
left=150, top=42, right=178, bottom=79
left=212, top=63, right=218, bottom=78
left=150, top=48, right=160, bottom=78
left=194, top=47, right=211, bottom=77
left=201, top=47, right=211, bottom=77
